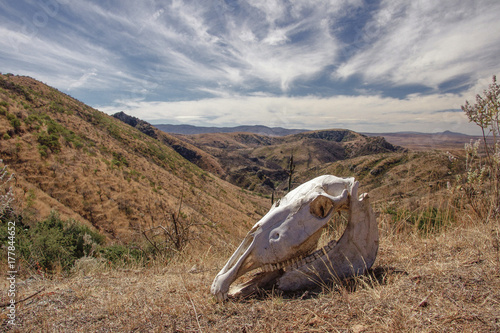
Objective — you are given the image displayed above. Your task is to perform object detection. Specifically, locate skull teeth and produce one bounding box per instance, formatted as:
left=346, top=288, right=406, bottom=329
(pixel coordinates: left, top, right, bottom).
left=260, top=240, right=338, bottom=273
left=262, top=264, right=273, bottom=272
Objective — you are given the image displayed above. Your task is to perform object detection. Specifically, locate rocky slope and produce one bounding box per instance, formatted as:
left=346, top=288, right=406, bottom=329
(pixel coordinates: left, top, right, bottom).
left=113, top=111, right=224, bottom=176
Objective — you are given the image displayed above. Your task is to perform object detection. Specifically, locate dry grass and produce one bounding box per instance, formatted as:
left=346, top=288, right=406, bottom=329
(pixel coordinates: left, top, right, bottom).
left=2, top=215, right=499, bottom=332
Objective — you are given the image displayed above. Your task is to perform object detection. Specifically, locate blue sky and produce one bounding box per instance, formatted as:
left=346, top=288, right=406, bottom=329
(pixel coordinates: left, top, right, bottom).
left=1, top=0, right=499, bottom=134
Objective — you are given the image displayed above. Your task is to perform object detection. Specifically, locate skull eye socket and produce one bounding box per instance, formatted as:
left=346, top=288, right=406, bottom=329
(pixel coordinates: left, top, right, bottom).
left=310, top=195, right=334, bottom=219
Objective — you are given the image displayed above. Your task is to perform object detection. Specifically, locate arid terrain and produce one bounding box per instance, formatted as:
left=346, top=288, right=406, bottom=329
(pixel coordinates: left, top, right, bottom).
left=363, top=131, right=485, bottom=152
left=1, top=74, right=499, bottom=332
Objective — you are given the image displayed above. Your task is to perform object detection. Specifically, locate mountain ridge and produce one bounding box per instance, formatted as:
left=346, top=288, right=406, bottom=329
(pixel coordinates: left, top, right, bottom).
left=113, top=111, right=225, bottom=176
left=155, top=123, right=471, bottom=138
left=154, top=123, right=308, bottom=136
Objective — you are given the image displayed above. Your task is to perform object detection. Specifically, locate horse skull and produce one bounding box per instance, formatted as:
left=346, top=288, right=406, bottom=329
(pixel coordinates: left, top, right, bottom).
left=211, top=175, right=379, bottom=301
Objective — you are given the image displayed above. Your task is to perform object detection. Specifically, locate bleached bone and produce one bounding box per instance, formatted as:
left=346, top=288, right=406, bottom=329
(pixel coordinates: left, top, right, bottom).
left=211, top=175, right=379, bottom=301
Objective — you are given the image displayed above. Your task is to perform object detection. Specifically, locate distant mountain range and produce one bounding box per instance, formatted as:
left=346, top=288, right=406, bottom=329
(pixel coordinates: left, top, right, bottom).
left=155, top=123, right=470, bottom=138
left=154, top=124, right=478, bottom=151
left=154, top=124, right=308, bottom=136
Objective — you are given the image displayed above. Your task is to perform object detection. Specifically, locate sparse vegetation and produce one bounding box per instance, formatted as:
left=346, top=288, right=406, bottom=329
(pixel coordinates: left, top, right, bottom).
left=459, top=75, right=500, bottom=219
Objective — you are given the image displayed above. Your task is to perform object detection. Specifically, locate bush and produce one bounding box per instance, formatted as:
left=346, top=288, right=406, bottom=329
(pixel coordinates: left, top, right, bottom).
left=99, top=243, right=144, bottom=265
left=37, top=130, right=61, bottom=155
left=28, top=213, right=76, bottom=271
left=1, top=211, right=106, bottom=273
left=111, top=151, right=129, bottom=168
left=459, top=75, right=500, bottom=218
left=65, top=220, right=106, bottom=258
left=7, top=112, right=21, bottom=133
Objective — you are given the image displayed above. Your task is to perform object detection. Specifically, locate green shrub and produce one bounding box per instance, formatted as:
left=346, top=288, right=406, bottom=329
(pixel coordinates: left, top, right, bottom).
left=111, top=151, right=129, bottom=168
left=6, top=112, right=21, bottom=132
left=99, top=244, right=144, bottom=265
left=1, top=211, right=106, bottom=273
left=37, top=130, right=61, bottom=155
left=49, top=101, right=65, bottom=113
left=65, top=220, right=106, bottom=258
left=28, top=213, right=76, bottom=271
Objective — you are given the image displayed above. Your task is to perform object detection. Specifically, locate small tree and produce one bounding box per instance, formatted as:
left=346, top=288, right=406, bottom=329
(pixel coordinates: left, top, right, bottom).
left=459, top=75, right=500, bottom=218
left=287, top=153, right=295, bottom=193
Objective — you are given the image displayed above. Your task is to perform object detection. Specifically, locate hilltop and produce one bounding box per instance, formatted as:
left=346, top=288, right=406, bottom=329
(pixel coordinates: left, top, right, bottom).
left=112, top=111, right=224, bottom=176
left=0, top=74, right=267, bottom=244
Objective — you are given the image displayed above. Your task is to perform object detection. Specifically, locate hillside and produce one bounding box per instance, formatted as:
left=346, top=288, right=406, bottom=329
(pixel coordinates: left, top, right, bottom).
left=112, top=111, right=225, bottom=176
left=299, top=151, right=464, bottom=209
left=0, top=74, right=268, bottom=244
left=174, top=129, right=406, bottom=193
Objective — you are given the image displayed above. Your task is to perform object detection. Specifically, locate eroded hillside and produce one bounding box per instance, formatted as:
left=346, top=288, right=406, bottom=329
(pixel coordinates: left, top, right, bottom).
left=0, top=74, right=267, bottom=244
left=171, top=129, right=406, bottom=193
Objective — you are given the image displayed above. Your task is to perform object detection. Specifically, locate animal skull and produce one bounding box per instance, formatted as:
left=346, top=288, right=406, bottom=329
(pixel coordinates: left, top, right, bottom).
left=211, top=175, right=379, bottom=301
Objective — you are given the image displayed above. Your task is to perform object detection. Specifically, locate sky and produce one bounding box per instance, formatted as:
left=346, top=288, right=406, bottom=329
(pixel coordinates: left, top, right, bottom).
left=1, top=0, right=500, bottom=134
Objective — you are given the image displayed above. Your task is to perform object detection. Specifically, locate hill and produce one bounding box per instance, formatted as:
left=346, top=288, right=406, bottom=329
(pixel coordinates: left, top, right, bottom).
left=0, top=74, right=267, bottom=244
left=174, top=129, right=406, bottom=193
left=112, top=111, right=224, bottom=176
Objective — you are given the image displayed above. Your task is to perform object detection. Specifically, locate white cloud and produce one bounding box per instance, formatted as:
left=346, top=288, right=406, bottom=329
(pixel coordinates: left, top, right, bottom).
left=107, top=0, right=347, bottom=93
left=336, top=0, right=500, bottom=88
left=68, top=69, right=98, bottom=90
left=2, top=0, right=499, bottom=134
left=98, top=88, right=480, bottom=135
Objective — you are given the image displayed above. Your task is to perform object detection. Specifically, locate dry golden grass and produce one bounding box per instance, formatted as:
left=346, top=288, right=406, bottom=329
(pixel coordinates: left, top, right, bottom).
left=2, top=212, right=499, bottom=332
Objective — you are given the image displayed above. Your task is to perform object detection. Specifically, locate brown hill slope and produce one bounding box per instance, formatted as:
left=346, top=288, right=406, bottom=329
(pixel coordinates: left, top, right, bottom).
left=112, top=111, right=225, bottom=177
left=174, top=129, right=405, bottom=193
left=0, top=74, right=267, bottom=244
left=299, top=150, right=464, bottom=208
